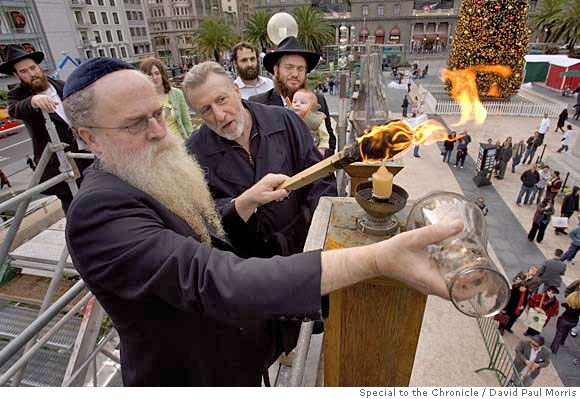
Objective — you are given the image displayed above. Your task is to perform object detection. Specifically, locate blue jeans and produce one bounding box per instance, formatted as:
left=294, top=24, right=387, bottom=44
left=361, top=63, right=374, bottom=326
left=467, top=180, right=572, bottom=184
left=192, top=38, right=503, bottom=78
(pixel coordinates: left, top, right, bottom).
left=529, top=186, right=544, bottom=204
left=414, top=146, right=420, bottom=156
left=522, top=147, right=536, bottom=164
left=443, top=149, right=452, bottom=162
left=561, top=244, right=580, bottom=262
left=516, top=185, right=534, bottom=205
left=512, top=155, right=522, bottom=172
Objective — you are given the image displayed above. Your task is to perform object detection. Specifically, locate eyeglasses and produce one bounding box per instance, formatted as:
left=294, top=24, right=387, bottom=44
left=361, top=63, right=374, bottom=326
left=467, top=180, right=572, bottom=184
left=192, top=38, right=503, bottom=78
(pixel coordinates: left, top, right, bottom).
left=281, top=64, right=307, bottom=74
left=83, top=106, right=170, bottom=135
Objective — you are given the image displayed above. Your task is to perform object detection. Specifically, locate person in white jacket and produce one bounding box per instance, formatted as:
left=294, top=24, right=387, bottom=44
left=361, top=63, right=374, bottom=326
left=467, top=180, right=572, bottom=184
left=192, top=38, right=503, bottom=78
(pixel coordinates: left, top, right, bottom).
left=556, top=125, right=574, bottom=153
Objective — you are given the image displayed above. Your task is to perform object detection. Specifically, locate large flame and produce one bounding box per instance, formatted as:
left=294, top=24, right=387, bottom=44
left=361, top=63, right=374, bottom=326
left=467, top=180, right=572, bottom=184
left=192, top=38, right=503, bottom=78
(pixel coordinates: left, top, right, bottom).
left=356, top=119, right=461, bottom=162
left=442, top=65, right=512, bottom=126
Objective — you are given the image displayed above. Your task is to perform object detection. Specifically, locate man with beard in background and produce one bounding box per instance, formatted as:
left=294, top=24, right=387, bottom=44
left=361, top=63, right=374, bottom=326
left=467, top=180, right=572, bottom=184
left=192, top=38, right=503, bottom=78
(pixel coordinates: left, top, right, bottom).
left=4, top=45, right=90, bottom=211
left=231, top=42, right=273, bottom=99
left=249, top=36, right=336, bottom=158
left=63, top=57, right=462, bottom=386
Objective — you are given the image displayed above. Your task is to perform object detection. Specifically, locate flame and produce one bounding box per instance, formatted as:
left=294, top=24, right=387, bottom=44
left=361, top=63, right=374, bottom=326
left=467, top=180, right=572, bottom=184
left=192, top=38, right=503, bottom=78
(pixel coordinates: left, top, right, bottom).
left=442, top=65, right=512, bottom=126
left=356, top=119, right=454, bottom=162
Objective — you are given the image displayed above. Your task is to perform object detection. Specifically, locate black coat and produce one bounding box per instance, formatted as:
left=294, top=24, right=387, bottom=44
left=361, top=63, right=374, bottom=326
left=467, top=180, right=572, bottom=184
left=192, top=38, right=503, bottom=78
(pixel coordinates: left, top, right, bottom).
left=66, top=164, right=323, bottom=386
left=560, top=193, right=579, bottom=217
left=249, top=88, right=336, bottom=156
left=8, top=78, right=91, bottom=198
left=186, top=100, right=337, bottom=258
left=504, top=286, right=529, bottom=316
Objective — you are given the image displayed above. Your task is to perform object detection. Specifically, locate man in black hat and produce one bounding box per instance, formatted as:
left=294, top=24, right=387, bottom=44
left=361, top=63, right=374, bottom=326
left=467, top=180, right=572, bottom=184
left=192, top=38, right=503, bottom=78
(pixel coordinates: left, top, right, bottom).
left=62, top=56, right=460, bottom=387
left=249, top=36, right=336, bottom=157
left=2, top=44, right=90, bottom=211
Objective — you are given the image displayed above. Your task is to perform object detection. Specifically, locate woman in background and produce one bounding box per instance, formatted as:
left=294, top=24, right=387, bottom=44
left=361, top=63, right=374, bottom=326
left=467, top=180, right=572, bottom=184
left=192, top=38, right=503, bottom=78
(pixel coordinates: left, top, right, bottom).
left=140, top=57, right=193, bottom=140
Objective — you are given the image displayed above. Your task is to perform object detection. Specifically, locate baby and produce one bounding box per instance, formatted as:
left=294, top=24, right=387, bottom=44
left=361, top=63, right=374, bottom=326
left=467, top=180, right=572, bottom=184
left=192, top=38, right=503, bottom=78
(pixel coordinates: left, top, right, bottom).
left=290, top=89, right=330, bottom=155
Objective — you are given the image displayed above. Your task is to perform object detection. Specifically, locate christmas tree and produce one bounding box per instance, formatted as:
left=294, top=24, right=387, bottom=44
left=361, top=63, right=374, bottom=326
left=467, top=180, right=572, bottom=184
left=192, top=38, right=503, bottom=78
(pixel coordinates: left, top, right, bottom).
left=446, top=0, right=530, bottom=99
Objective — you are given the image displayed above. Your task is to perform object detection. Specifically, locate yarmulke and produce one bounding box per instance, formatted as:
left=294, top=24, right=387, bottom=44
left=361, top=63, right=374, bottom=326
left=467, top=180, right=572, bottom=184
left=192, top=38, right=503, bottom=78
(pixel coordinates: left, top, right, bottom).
left=63, top=57, right=135, bottom=99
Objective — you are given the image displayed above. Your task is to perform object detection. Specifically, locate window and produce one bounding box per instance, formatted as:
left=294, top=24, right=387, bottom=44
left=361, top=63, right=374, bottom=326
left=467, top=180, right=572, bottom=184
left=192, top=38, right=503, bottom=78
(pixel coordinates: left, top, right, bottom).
left=126, top=11, right=132, bottom=20
left=74, top=10, right=84, bottom=24
left=138, top=11, right=144, bottom=19
left=94, top=30, right=102, bottom=43
left=120, top=47, right=127, bottom=58
left=85, top=50, right=94, bottom=58
left=101, top=12, right=109, bottom=24
left=110, top=47, right=117, bottom=58
left=88, top=11, right=97, bottom=24
left=109, top=0, right=116, bottom=5
left=98, top=48, right=105, bottom=57
left=85, top=0, right=92, bottom=4
left=98, top=0, right=104, bottom=5
left=117, top=30, right=123, bottom=41
left=130, top=27, right=135, bottom=36
left=112, top=12, right=119, bottom=24
left=377, top=5, right=384, bottom=15
left=362, top=5, right=368, bottom=16
left=394, top=4, right=400, bottom=16
left=106, top=30, right=113, bottom=42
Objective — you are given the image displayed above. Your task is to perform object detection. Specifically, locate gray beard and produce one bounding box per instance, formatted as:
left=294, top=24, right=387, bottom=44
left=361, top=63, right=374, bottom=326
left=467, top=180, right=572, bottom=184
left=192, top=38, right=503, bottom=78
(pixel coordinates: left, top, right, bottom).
left=98, top=133, right=224, bottom=243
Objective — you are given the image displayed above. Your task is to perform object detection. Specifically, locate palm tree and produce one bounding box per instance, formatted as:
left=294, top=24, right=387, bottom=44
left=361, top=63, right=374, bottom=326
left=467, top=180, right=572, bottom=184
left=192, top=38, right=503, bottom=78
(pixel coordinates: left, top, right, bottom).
left=532, top=0, right=580, bottom=48
left=244, top=10, right=272, bottom=51
left=193, top=18, right=237, bottom=62
left=292, top=6, right=335, bottom=53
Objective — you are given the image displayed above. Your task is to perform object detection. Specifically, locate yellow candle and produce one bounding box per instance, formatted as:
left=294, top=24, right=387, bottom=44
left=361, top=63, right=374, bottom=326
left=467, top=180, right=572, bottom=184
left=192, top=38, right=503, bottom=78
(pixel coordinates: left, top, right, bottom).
left=372, top=165, right=393, bottom=199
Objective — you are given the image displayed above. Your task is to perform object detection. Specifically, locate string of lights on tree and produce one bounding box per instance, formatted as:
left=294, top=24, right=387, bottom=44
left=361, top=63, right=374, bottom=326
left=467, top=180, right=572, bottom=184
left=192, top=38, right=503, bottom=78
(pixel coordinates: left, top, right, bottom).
left=446, top=0, right=530, bottom=99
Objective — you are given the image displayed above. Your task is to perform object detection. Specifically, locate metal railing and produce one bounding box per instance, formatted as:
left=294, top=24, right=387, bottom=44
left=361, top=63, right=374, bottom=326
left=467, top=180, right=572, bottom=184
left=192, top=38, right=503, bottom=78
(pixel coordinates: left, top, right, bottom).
left=0, top=111, right=116, bottom=387
left=475, top=316, right=523, bottom=387
left=435, top=101, right=563, bottom=117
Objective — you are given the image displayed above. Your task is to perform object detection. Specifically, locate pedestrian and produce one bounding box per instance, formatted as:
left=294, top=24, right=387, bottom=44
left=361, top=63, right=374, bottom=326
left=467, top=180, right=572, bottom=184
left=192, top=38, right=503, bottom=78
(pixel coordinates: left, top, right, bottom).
left=25, top=155, right=36, bottom=171
left=520, top=266, right=542, bottom=295
left=328, top=78, right=335, bottom=95
left=516, top=165, right=539, bottom=206
left=556, top=125, right=574, bottom=153
left=401, top=96, right=409, bottom=117
left=550, top=291, right=580, bottom=353
left=565, top=279, right=580, bottom=337
left=454, top=137, right=468, bottom=168
left=229, top=42, right=274, bottom=100
left=413, top=144, right=420, bottom=158
left=522, top=132, right=542, bottom=165
left=537, top=249, right=566, bottom=291
left=527, top=198, right=554, bottom=243
left=513, top=336, right=551, bottom=387
left=529, top=164, right=550, bottom=205
left=0, top=168, right=11, bottom=189
left=511, top=139, right=525, bottom=173
left=574, top=103, right=580, bottom=121
left=524, top=287, right=560, bottom=336
left=545, top=170, right=562, bottom=203
left=497, top=278, right=528, bottom=335
left=474, top=196, right=488, bottom=216
left=555, top=186, right=579, bottom=235
left=555, top=109, right=568, bottom=133
left=560, top=215, right=580, bottom=264
left=495, top=137, right=512, bottom=179
left=537, top=114, right=551, bottom=144
left=442, top=131, right=455, bottom=163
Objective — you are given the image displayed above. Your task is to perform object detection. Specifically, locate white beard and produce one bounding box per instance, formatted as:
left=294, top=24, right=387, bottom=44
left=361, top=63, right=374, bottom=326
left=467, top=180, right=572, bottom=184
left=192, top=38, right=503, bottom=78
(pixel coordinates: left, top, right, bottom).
left=98, top=133, right=224, bottom=243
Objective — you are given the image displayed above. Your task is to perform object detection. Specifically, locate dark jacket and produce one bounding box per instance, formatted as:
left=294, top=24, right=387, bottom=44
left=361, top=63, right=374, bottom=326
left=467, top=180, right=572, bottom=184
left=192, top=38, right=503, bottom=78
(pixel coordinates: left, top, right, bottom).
left=565, top=279, right=580, bottom=297
left=186, top=100, right=337, bottom=258
left=532, top=202, right=554, bottom=225
left=521, top=169, right=540, bottom=188
left=560, top=193, right=579, bottom=217
left=249, top=88, right=336, bottom=156
left=526, top=135, right=541, bottom=150
left=66, top=164, right=322, bottom=386
left=504, top=286, right=529, bottom=316
left=8, top=78, right=91, bottom=197
left=538, top=258, right=566, bottom=288
left=443, top=137, right=454, bottom=151
left=560, top=303, right=580, bottom=324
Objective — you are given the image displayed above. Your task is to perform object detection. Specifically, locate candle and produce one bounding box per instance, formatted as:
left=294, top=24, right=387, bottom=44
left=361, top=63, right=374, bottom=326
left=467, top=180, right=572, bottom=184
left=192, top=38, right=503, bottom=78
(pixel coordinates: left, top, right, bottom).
left=372, top=165, right=393, bottom=199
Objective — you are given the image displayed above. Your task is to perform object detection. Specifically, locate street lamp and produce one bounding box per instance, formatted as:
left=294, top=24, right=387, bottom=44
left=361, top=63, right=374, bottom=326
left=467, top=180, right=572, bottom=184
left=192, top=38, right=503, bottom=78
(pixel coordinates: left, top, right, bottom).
left=267, top=12, right=298, bottom=45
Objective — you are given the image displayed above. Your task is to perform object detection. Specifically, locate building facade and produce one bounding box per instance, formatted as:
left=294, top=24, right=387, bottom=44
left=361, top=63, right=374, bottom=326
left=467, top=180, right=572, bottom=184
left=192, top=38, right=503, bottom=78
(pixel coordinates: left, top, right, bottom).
left=0, top=0, right=58, bottom=88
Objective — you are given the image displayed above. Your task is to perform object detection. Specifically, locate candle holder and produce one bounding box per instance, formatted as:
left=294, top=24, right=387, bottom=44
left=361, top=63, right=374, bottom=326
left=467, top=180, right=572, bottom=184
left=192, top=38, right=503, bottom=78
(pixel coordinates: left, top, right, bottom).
left=354, top=181, right=408, bottom=236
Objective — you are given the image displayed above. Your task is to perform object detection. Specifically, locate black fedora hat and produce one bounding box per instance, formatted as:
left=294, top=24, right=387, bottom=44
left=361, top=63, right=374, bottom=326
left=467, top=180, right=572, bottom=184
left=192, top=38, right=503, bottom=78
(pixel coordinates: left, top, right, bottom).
left=0, top=44, right=45, bottom=75
left=263, top=36, right=320, bottom=75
